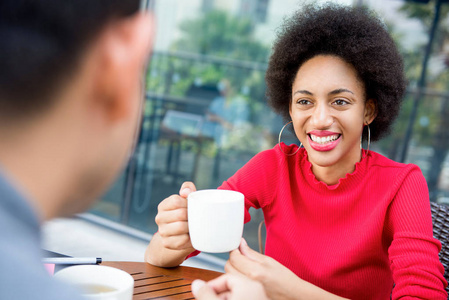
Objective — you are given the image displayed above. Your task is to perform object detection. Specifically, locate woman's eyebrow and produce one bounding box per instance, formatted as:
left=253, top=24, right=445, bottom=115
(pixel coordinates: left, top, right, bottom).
left=328, top=88, right=354, bottom=95
left=293, top=89, right=354, bottom=96
left=293, top=90, right=313, bottom=96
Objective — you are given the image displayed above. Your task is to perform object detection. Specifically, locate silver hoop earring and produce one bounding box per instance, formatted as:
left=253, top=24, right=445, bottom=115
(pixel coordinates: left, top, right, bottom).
left=361, top=125, right=370, bottom=159
left=278, top=121, right=302, bottom=156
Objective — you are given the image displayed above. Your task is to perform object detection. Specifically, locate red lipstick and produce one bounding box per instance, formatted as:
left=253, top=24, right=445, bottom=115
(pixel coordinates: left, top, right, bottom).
left=308, top=131, right=341, bottom=151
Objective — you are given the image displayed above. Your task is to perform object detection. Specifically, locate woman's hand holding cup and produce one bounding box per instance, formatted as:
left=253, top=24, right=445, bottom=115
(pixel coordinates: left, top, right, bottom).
left=155, top=181, right=197, bottom=250
left=148, top=182, right=244, bottom=268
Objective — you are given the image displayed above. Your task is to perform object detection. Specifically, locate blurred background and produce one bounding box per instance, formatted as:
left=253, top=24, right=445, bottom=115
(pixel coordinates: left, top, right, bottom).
left=78, top=0, right=449, bottom=262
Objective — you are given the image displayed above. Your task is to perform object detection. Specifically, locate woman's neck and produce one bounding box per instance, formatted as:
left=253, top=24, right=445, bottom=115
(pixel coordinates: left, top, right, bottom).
left=311, top=164, right=354, bottom=185
left=309, top=151, right=362, bottom=186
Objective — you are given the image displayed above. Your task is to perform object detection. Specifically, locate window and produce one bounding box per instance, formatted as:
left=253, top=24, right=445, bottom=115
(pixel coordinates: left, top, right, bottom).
left=90, top=0, right=449, bottom=258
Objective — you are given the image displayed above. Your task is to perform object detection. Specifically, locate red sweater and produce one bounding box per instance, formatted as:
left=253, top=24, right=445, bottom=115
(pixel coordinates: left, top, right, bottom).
left=219, top=144, right=447, bottom=299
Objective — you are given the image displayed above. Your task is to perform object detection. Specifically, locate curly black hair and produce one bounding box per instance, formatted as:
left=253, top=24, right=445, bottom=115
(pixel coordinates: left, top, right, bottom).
left=265, top=4, right=406, bottom=141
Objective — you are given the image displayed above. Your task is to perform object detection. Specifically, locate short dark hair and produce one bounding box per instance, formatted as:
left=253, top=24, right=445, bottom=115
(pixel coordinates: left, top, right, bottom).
left=0, top=1, right=140, bottom=122
left=265, top=4, right=406, bottom=141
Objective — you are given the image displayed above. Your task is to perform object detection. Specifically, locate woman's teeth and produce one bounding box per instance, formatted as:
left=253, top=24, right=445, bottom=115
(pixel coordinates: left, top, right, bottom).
left=310, top=134, right=339, bottom=144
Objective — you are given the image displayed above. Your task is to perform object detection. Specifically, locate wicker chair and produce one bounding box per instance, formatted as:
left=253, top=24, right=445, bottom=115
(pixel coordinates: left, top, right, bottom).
left=431, top=201, right=449, bottom=295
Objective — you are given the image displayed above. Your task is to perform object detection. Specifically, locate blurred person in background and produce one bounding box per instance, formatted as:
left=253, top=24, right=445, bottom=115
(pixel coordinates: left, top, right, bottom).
left=204, top=79, right=250, bottom=148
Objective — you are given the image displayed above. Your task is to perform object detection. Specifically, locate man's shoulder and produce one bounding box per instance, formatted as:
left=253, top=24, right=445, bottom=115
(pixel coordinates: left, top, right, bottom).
left=0, top=173, right=82, bottom=299
left=0, top=237, right=83, bottom=300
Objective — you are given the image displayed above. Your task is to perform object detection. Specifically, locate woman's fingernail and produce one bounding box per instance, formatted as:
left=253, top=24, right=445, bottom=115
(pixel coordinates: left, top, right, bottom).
left=180, top=188, right=191, bottom=196
left=191, top=279, right=206, bottom=295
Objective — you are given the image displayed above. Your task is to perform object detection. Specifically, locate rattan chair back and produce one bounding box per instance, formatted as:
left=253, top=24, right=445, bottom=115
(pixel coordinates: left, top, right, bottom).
left=431, top=201, right=449, bottom=295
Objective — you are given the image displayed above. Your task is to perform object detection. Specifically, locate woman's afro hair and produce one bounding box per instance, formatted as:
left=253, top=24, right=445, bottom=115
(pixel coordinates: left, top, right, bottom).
left=265, top=3, right=406, bottom=141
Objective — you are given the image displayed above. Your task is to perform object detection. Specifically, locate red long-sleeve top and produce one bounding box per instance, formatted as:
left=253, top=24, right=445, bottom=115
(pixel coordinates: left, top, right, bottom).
left=218, top=144, right=447, bottom=299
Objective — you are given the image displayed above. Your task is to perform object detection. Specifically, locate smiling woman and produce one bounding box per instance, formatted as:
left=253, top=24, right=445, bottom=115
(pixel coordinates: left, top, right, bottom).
left=145, top=3, right=448, bottom=300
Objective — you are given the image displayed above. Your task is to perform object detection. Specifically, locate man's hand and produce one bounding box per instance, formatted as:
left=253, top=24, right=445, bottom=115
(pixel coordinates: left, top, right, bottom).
left=192, top=274, right=268, bottom=300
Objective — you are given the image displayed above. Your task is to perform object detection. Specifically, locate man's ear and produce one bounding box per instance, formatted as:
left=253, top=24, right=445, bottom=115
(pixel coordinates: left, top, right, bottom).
left=364, top=98, right=377, bottom=125
left=90, top=12, right=155, bottom=122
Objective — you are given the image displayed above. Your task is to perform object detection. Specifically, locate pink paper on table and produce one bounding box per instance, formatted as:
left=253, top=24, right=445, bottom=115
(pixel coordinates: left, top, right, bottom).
left=44, top=263, right=55, bottom=275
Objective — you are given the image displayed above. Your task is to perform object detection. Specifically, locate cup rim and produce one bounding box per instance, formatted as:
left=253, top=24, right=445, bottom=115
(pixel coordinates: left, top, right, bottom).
left=188, top=189, right=244, bottom=199
left=54, top=265, right=134, bottom=296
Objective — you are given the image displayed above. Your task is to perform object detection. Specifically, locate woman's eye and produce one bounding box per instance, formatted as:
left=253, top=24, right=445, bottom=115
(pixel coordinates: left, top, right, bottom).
left=333, top=99, right=348, bottom=106
left=296, top=99, right=311, bottom=105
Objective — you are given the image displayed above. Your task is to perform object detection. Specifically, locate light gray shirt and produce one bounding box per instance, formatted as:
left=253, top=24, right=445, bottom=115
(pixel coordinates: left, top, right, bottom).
left=0, top=170, right=83, bottom=299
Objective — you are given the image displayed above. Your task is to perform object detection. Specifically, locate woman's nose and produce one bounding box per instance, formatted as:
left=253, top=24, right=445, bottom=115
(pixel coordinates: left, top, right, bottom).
left=310, top=103, right=333, bottom=128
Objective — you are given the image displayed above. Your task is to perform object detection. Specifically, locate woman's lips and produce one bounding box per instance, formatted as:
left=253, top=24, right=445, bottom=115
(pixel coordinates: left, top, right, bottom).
left=308, top=133, right=341, bottom=151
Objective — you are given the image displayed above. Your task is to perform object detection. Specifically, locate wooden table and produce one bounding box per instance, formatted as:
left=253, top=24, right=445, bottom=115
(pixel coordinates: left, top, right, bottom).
left=102, top=261, right=223, bottom=300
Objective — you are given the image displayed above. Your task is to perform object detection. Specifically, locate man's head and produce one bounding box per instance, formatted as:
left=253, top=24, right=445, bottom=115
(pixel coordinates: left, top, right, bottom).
left=0, top=1, right=154, bottom=219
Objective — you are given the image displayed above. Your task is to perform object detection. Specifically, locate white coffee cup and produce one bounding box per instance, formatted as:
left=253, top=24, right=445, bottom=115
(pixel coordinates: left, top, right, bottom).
left=54, top=265, right=134, bottom=300
left=188, top=189, right=244, bottom=253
